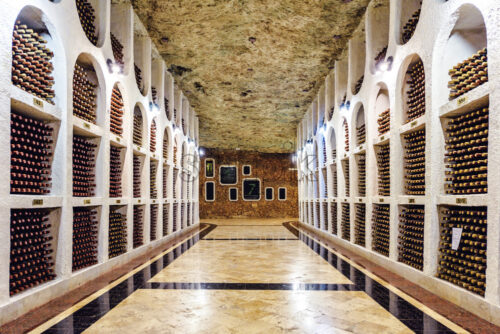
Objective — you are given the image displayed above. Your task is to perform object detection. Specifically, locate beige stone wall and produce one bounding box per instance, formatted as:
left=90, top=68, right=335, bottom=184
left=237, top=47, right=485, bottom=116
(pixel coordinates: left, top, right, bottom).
left=199, top=149, right=298, bottom=218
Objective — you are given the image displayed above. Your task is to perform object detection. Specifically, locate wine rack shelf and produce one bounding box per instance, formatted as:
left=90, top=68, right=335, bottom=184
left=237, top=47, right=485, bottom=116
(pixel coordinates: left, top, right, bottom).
left=133, top=155, right=141, bottom=198
left=331, top=202, right=338, bottom=235
left=11, top=111, right=54, bottom=195
left=150, top=204, right=158, bottom=241
left=133, top=108, right=143, bottom=147
left=342, top=160, right=350, bottom=197
left=354, top=203, right=366, bottom=247
left=322, top=203, right=328, bottom=232
left=110, top=33, right=124, bottom=69
left=404, top=59, right=425, bottom=123
left=372, top=204, right=389, bottom=257
left=398, top=205, right=424, bottom=271
left=76, top=0, right=98, bottom=46
left=341, top=203, right=350, bottom=241
left=357, top=153, right=366, bottom=197
left=376, top=144, right=390, bottom=197
left=401, top=6, right=421, bottom=44
left=72, top=207, right=98, bottom=271
left=72, top=135, right=97, bottom=197
left=437, top=206, right=487, bottom=296
left=150, top=162, right=157, bottom=199
left=150, top=120, right=157, bottom=153
left=378, top=109, right=390, bottom=135
left=10, top=208, right=56, bottom=296
left=330, top=163, right=338, bottom=197
left=444, top=105, right=488, bottom=195
left=163, top=204, right=169, bottom=236
left=109, top=207, right=127, bottom=259
left=109, top=146, right=122, bottom=198
left=110, top=86, right=124, bottom=136
left=72, top=62, right=97, bottom=124
left=404, top=128, right=425, bottom=196
left=448, top=48, right=487, bottom=101
left=133, top=205, right=144, bottom=248
left=11, top=21, right=55, bottom=104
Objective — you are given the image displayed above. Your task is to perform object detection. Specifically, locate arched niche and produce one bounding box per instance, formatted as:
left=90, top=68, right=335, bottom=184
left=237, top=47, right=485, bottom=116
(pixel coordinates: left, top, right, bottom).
left=151, top=58, right=163, bottom=107
left=173, top=136, right=180, bottom=166
left=349, top=27, right=366, bottom=95
left=435, top=4, right=487, bottom=106
left=342, top=118, right=349, bottom=153
left=367, top=0, right=390, bottom=73
left=110, top=3, right=132, bottom=75
left=164, top=72, right=174, bottom=121
left=325, top=73, right=335, bottom=121
left=353, top=104, right=366, bottom=146
left=335, top=59, right=348, bottom=106
left=373, top=84, right=390, bottom=137
left=110, top=82, right=126, bottom=137
left=133, top=30, right=151, bottom=97
left=328, top=127, right=337, bottom=161
left=150, top=118, right=157, bottom=153
left=73, top=53, right=105, bottom=126
left=397, top=0, right=422, bottom=45
left=133, top=103, right=146, bottom=147
left=11, top=6, right=66, bottom=106
left=163, top=127, right=172, bottom=161
left=399, top=54, right=425, bottom=124
left=321, top=136, right=327, bottom=168
left=76, top=0, right=108, bottom=47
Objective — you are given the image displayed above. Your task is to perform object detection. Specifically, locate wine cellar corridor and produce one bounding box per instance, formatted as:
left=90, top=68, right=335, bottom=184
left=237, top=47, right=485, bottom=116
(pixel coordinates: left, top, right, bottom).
left=1, top=0, right=500, bottom=333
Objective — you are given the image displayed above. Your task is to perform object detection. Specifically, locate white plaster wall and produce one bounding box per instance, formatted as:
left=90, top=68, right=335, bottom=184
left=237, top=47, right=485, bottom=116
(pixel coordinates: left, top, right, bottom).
left=0, top=0, right=200, bottom=324
left=298, top=0, right=500, bottom=326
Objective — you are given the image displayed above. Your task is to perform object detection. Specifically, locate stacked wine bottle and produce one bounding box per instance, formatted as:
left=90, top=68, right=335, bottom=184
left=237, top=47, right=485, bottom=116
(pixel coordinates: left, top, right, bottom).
left=110, top=33, right=124, bottom=69
left=73, top=135, right=97, bottom=197
left=322, top=167, right=328, bottom=198
left=404, top=129, right=426, bottom=195
left=11, top=21, right=55, bottom=103
left=163, top=205, right=169, bottom=236
left=133, top=155, right=141, bottom=198
left=163, top=167, right=168, bottom=198
left=448, top=48, right=487, bottom=100
left=405, top=59, right=425, bottom=122
left=354, top=204, right=366, bottom=247
left=331, top=163, right=338, bottom=197
left=76, top=0, right=98, bottom=45
left=173, top=169, right=178, bottom=198
left=186, top=203, right=191, bottom=227
left=150, top=120, right=157, bottom=153
left=341, top=203, right=350, bottom=241
left=356, top=123, right=366, bottom=145
left=72, top=207, right=98, bottom=271
left=109, top=146, right=122, bottom=198
left=134, top=64, right=143, bottom=92
left=377, top=144, right=390, bottom=196
left=133, top=206, right=144, bottom=248
left=10, top=209, right=55, bottom=296
left=374, top=46, right=388, bottom=68
left=398, top=205, right=424, bottom=271
left=164, top=98, right=170, bottom=119
left=378, top=109, right=390, bottom=135
left=133, top=110, right=143, bottom=146
left=73, top=63, right=97, bottom=123
left=322, top=204, right=329, bottom=232
left=343, top=160, right=350, bottom=197
left=163, top=133, right=169, bottom=160
left=343, top=120, right=349, bottom=152
left=353, top=75, right=364, bottom=95
left=110, top=86, right=124, bottom=136
left=328, top=106, right=335, bottom=120
left=152, top=87, right=158, bottom=105
left=150, top=205, right=158, bottom=241
left=11, top=112, right=54, bottom=195
left=437, top=206, right=487, bottom=296
left=172, top=204, right=178, bottom=232
left=150, top=162, right=157, bottom=199
left=109, top=208, right=127, bottom=259
left=330, top=203, right=338, bottom=235
left=315, top=202, right=321, bottom=227
left=357, top=154, right=366, bottom=197
left=444, top=106, right=488, bottom=194
left=401, top=7, right=421, bottom=44
left=372, top=204, right=390, bottom=256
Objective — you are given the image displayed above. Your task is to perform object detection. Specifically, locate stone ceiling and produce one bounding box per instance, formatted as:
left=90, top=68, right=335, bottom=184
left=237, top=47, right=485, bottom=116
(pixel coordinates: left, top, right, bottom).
left=129, top=0, right=370, bottom=152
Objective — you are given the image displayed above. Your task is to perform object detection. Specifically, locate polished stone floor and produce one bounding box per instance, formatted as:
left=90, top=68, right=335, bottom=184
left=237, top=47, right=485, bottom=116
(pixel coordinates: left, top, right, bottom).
left=31, top=219, right=468, bottom=333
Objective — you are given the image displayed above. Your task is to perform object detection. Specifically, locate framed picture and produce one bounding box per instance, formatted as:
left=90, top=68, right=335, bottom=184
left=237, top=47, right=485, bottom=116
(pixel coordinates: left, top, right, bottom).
left=242, top=165, right=251, bottom=176
left=243, top=179, right=261, bottom=201
left=220, top=165, right=237, bottom=185
left=205, top=181, right=215, bottom=201
left=205, top=159, right=214, bottom=178
left=229, top=187, right=238, bottom=201
left=265, top=187, right=274, bottom=201
left=278, top=187, right=287, bottom=200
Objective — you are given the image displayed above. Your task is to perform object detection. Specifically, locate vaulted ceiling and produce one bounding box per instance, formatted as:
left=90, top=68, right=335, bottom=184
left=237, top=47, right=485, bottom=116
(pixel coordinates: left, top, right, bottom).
left=130, top=0, right=370, bottom=152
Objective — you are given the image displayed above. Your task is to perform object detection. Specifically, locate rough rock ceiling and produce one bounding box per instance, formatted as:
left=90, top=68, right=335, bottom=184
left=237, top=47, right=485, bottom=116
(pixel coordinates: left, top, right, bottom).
left=130, top=0, right=370, bottom=152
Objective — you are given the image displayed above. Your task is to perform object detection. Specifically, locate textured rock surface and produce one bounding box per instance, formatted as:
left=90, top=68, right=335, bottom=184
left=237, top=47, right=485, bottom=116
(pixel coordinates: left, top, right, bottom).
left=199, top=149, right=297, bottom=218
left=128, top=0, right=370, bottom=152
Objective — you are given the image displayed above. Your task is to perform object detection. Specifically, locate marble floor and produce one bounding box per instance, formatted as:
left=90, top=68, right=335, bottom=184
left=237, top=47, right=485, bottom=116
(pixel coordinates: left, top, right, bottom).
left=30, top=219, right=469, bottom=333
